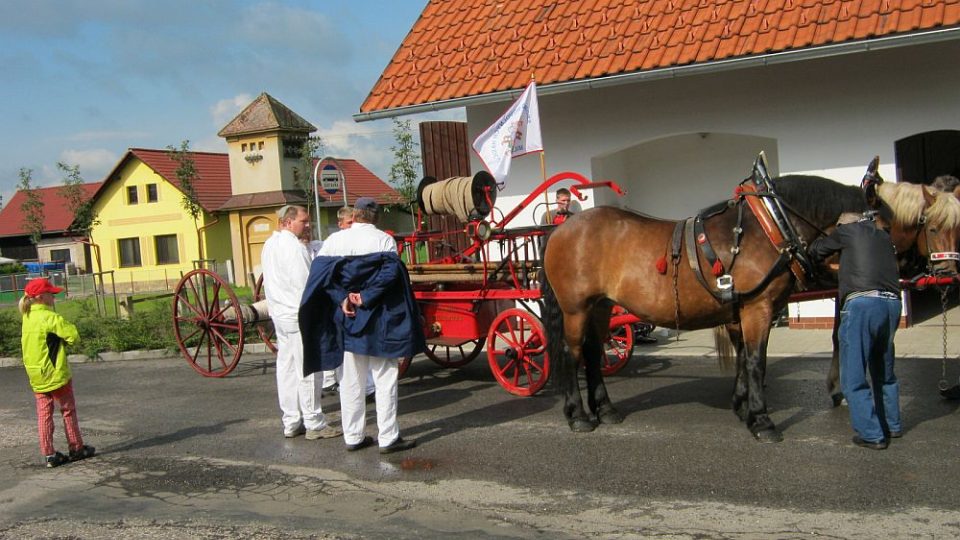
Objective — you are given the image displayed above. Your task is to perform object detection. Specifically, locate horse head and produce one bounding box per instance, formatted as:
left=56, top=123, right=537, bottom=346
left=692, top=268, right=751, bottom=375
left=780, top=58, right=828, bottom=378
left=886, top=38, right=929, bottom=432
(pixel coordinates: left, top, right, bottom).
left=869, top=174, right=960, bottom=276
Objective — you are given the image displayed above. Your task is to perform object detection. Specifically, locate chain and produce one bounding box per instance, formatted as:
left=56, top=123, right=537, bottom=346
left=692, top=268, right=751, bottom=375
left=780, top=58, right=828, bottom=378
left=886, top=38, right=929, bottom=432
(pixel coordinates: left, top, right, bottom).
left=939, top=286, right=949, bottom=391
left=673, top=257, right=681, bottom=343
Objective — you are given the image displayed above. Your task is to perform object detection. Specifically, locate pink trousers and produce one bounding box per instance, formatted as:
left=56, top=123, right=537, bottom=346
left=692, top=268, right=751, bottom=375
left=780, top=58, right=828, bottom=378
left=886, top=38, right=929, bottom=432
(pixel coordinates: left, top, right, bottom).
left=35, top=380, right=85, bottom=456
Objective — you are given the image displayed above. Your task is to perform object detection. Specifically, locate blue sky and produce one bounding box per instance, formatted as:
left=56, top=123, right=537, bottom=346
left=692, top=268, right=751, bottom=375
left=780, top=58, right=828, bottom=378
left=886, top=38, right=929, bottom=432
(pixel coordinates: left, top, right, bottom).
left=0, top=0, right=463, bottom=208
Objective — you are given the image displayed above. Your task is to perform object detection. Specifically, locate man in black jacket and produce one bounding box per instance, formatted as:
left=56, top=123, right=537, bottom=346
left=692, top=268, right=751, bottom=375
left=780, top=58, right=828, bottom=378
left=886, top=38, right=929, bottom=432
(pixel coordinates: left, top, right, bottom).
left=809, top=212, right=903, bottom=450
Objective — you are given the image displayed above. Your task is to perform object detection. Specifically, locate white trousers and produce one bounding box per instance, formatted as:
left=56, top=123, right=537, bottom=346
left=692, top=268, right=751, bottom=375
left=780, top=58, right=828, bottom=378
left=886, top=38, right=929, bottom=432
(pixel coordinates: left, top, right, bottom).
left=273, top=319, right=327, bottom=431
left=322, top=364, right=375, bottom=395
left=340, top=352, right=400, bottom=447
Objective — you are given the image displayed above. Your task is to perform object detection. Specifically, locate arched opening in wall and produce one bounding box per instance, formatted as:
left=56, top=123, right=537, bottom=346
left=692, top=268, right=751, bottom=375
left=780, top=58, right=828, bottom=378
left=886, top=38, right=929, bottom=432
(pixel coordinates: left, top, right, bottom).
left=894, top=130, right=960, bottom=324
left=895, top=130, right=960, bottom=184
left=592, top=133, right=779, bottom=219
left=245, top=215, right=273, bottom=281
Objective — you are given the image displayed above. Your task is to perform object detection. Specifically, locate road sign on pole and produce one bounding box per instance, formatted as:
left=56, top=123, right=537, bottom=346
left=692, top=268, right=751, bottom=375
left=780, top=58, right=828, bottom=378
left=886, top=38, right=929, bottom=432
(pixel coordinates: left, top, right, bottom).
left=320, top=164, right=340, bottom=195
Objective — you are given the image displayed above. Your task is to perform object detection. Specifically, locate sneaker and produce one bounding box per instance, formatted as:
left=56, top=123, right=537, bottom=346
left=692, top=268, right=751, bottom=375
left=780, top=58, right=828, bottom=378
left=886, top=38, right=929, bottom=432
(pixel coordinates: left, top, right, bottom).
left=322, top=383, right=339, bottom=395
left=46, top=452, right=69, bottom=468
left=283, top=425, right=306, bottom=438
left=889, top=430, right=903, bottom=439
left=379, top=437, right=417, bottom=454
left=345, top=435, right=374, bottom=452
left=69, top=445, right=96, bottom=462
left=852, top=435, right=888, bottom=450
left=305, top=425, right=343, bottom=440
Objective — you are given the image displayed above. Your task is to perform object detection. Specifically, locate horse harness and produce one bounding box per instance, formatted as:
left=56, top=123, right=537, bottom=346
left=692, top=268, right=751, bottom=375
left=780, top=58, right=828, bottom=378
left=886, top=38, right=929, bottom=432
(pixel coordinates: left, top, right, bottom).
left=668, top=157, right=816, bottom=307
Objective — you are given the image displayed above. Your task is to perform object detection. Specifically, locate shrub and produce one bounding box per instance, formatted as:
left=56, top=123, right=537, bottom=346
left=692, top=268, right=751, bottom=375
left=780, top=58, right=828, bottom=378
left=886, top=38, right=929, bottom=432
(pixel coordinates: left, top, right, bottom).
left=0, top=309, right=22, bottom=356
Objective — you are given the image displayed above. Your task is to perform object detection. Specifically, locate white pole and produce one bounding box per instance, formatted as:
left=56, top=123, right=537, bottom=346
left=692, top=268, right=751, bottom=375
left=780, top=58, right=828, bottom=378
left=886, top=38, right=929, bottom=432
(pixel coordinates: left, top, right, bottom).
left=311, top=159, right=322, bottom=236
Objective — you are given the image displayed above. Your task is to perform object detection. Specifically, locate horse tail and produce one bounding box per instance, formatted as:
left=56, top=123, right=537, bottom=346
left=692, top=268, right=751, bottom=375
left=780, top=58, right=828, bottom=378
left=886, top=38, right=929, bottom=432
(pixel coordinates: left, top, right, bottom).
left=713, top=325, right=736, bottom=370
left=539, top=268, right=566, bottom=388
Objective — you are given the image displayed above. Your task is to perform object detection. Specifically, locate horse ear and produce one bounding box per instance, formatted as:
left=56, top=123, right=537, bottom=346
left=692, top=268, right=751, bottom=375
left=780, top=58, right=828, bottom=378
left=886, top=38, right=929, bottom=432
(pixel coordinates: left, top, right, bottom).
left=861, top=155, right=883, bottom=207
left=867, top=156, right=879, bottom=176
left=922, top=185, right=937, bottom=208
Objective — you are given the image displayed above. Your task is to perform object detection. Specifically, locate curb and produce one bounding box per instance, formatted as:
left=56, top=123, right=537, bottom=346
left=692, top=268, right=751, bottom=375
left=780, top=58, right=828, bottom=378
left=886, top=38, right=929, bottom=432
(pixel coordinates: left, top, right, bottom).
left=0, top=343, right=272, bottom=368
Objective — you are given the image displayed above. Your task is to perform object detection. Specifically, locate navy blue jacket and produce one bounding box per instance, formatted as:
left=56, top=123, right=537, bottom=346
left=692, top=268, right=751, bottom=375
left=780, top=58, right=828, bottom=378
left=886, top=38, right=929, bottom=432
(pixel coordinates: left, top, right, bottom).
left=298, top=251, right=425, bottom=377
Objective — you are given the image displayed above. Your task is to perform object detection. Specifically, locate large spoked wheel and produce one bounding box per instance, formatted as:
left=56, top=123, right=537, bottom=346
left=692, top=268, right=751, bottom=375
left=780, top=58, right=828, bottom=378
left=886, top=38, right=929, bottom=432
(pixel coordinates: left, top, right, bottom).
left=425, top=338, right=483, bottom=368
left=486, top=308, right=549, bottom=397
left=253, top=274, right=277, bottom=353
left=602, top=323, right=635, bottom=376
left=173, top=269, right=244, bottom=377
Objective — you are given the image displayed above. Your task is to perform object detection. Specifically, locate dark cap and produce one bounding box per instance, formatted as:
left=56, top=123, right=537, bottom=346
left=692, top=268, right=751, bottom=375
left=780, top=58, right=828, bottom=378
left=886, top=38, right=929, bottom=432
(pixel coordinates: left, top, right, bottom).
left=24, top=277, right=63, bottom=298
left=355, top=197, right=378, bottom=212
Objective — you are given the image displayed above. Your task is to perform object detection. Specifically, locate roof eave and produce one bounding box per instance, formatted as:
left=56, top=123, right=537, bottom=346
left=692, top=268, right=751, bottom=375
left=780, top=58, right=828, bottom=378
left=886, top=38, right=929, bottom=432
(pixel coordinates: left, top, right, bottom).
left=354, top=27, right=960, bottom=122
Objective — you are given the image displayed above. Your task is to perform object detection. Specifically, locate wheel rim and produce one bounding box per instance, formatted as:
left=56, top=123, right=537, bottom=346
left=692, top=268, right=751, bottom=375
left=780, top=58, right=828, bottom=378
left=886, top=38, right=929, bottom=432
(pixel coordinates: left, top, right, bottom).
left=172, top=269, right=243, bottom=377
left=486, top=308, right=549, bottom=397
left=253, top=274, right=277, bottom=353
left=602, top=323, right=634, bottom=375
left=425, top=338, right=483, bottom=368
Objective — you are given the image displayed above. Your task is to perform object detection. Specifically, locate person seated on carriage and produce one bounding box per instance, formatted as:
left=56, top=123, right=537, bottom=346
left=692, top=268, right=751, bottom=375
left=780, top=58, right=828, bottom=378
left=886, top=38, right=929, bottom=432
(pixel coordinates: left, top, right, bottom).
left=540, top=188, right=574, bottom=225
left=809, top=211, right=903, bottom=450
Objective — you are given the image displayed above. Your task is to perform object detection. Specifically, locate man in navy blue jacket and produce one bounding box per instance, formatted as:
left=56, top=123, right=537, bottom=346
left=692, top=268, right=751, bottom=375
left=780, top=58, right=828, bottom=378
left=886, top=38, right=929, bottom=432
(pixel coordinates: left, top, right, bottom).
left=299, top=197, right=425, bottom=453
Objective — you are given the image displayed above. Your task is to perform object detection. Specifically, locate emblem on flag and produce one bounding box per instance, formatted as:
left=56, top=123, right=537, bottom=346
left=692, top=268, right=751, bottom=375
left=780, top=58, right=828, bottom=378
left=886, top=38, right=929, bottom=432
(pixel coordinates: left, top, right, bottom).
left=472, top=81, right=543, bottom=184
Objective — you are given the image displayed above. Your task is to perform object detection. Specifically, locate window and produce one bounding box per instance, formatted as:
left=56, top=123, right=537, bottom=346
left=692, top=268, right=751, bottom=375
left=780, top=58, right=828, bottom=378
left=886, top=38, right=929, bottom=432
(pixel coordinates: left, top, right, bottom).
left=126, top=185, right=138, bottom=204
left=147, top=183, right=158, bottom=203
left=50, top=249, right=71, bottom=263
left=241, top=143, right=247, bottom=152
left=154, top=234, right=179, bottom=265
left=258, top=141, right=264, bottom=150
left=118, top=237, right=142, bottom=267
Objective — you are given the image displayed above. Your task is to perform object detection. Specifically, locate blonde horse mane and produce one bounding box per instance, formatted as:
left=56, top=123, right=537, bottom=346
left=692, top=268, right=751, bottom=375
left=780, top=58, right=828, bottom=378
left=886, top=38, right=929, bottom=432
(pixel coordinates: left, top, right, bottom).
left=877, top=182, right=960, bottom=230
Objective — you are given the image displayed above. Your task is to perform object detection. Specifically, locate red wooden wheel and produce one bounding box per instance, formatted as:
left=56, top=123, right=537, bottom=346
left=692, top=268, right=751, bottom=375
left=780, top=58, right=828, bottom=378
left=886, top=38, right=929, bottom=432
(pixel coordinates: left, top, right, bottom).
left=173, top=269, right=244, bottom=377
left=486, top=308, right=549, bottom=397
left=602, top=322, right=635, bottom=375
left=425, top=338, right=483, bottom=368
left=253, top=274, right=277, bottom=353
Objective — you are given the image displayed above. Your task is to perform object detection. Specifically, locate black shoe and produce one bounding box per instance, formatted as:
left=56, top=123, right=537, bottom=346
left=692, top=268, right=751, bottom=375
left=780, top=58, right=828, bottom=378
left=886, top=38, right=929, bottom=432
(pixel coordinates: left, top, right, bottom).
left=889, top=431, right=903, bottom=439
left=345, top=435, right=374, bottom=452
left=322, top=383, right=339, bottom=395
left=379, top=437, right=417, bottom=454
left=941, top=385, right=960, bottom=400
left=852, top=435, right=888, bottom=450
left=46, top=452, right=69, bottom=468
left=69, top=445, right=95, bottom=462
left=365, top=392, right=376, bottom=404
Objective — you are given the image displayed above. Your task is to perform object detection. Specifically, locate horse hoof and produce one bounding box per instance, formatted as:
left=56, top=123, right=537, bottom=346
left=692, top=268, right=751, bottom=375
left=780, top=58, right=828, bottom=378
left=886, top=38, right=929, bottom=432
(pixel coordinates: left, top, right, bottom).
left=751, top=428, right=783, bottom=443
left=830, top=393, right=846, bottom=408
left=569, top=418, right=597, bottom=432
left=598, top=409, right=624, bottom=424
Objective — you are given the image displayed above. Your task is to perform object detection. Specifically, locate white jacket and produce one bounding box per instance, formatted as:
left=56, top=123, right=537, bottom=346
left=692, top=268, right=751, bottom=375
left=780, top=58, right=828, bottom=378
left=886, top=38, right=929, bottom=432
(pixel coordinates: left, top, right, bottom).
left=261, top=230, right=312, bottom=323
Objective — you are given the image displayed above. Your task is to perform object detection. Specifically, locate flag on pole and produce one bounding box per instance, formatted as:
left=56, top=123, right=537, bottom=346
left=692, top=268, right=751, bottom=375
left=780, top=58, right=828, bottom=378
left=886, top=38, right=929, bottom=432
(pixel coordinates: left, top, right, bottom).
left=472, top=81, right=543, bottom=184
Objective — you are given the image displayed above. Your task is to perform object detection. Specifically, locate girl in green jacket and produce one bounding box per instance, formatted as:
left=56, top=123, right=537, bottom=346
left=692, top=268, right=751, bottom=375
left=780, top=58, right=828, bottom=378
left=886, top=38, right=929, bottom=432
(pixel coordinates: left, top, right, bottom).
left=19, top=278, right=94, bottom=468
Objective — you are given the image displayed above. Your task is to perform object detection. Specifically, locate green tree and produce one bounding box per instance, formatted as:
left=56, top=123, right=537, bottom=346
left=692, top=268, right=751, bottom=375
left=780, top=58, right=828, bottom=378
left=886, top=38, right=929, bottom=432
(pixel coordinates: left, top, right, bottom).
left=388, top=118, right=421, bottom=203
left=57, top=162, right=100, bottom=236
left=166, top=141, right=205, bottom=260
left=293, top=135, right=326, bottom=231
left=17, top=168, right=45, bottom=245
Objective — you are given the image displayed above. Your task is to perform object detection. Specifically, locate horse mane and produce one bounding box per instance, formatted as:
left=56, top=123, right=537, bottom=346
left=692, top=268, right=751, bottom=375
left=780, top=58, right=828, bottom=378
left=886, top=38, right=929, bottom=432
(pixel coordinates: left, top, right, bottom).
left=771, top=175, right=867, bottom=227
left=877, top=182, right=960, bottom=230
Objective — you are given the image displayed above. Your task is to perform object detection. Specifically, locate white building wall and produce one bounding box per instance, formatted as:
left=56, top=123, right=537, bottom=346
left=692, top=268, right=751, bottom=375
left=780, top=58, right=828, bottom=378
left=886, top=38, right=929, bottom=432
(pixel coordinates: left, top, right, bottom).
left=466, top=39, right=960, bottom=320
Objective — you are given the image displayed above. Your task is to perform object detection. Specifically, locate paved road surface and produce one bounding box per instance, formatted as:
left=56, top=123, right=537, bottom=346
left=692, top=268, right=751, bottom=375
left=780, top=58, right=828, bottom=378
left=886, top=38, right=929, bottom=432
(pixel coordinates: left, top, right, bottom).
left=2, top=338, right=960, bottom=538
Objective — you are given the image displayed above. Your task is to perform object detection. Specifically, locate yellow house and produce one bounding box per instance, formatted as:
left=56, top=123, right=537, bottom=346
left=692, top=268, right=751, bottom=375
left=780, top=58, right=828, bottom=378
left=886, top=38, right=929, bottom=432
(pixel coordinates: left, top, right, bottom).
left=88, top=148, right=233, bottom=292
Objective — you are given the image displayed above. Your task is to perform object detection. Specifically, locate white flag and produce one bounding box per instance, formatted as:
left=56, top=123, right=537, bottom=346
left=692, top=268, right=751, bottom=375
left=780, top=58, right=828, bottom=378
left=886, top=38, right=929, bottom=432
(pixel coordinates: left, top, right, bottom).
left=472, top=81, right=543, bottom=184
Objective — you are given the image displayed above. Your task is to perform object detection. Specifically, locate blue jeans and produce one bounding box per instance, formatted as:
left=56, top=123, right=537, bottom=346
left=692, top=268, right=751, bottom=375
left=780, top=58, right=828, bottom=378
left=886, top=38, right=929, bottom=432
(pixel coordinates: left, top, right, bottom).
left=839, top=295, right=902, bottom=442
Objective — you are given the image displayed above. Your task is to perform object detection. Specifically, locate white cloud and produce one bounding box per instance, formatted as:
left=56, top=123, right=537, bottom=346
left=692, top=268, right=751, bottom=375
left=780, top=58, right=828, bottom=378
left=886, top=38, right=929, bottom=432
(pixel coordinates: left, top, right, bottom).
left=64, top=130, right=151, bottom=143
left=57, top=149, right=119, bottom=181
left=211, top=94, right=253, bottom=130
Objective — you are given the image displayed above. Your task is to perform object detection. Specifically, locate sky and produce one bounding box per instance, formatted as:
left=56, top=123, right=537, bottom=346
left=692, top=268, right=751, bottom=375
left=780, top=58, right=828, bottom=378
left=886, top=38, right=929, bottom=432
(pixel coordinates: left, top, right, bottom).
left=0, top=0, right=463, bottom=208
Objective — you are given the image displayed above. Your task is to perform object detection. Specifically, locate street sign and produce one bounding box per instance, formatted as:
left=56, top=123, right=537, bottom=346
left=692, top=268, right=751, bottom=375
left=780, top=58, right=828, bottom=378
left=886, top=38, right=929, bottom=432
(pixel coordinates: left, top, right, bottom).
left=319, top=164, right=340, bottom=195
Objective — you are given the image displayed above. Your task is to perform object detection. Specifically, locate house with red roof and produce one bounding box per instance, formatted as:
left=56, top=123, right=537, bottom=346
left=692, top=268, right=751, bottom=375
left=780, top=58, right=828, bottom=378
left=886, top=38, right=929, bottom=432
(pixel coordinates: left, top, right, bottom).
left=0, top=182, right=102, bottom=272
left=357, top=0, right=960, bottom=326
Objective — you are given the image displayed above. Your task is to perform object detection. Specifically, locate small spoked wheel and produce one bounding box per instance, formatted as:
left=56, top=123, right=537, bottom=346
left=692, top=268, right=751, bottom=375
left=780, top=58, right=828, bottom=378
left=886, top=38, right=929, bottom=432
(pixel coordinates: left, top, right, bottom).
left=173, top=269, right=244, bottom=377
left=425, top=338, right=483, bottom=368
left=602, top=322, right=635, bottom=376
left=253, top=274, right=277, bottom=354
left=486, top=308, right=549, bottom=397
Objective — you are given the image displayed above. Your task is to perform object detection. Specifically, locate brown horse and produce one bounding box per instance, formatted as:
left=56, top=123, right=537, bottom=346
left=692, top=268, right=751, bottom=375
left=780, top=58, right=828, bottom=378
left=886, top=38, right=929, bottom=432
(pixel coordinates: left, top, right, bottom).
left=542, top=164, right=871, bottom=442
left=824, top=169, right=960, bottom=405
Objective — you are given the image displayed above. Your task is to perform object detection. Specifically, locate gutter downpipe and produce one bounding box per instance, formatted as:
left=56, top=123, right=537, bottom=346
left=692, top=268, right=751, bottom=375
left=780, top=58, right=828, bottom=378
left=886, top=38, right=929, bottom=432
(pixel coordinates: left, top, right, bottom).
left=353, top=27, right=960, bottom=122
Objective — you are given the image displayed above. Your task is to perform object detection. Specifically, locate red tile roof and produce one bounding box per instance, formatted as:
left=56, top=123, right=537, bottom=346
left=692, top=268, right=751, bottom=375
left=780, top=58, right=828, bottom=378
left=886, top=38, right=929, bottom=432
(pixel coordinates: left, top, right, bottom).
left=0, top=182, right=102, bottom=238
left=315, top=158, right=405, bottom=206
left=360, top=0, right=960, bottom=116
left=95, top=148, right=233, bottom=214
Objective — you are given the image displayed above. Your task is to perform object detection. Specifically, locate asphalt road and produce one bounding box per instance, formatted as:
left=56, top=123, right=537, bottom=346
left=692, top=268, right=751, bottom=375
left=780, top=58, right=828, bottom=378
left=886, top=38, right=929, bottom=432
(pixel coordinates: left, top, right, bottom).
left=2, top=349, right=960, bottom=539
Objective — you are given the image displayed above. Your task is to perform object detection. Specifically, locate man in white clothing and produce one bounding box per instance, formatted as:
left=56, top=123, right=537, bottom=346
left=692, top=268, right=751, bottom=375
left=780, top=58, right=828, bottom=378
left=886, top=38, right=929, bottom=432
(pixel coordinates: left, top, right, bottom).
left=261, top=205, right=341, bottom=440
left=319, top=197, right=416, bottom=453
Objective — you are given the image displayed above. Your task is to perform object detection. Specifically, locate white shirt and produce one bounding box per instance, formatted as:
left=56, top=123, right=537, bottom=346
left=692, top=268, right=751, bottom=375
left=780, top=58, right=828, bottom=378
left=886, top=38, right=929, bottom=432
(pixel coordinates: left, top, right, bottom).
left=318, top=223, right=397, bottom=257
left=261, top=229, right=312, bottom=322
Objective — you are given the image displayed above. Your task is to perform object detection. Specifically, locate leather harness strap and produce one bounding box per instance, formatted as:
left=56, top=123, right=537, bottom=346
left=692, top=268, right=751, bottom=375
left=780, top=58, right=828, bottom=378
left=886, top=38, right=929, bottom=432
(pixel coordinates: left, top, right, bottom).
left=738, top=182, right=809, bottom=291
